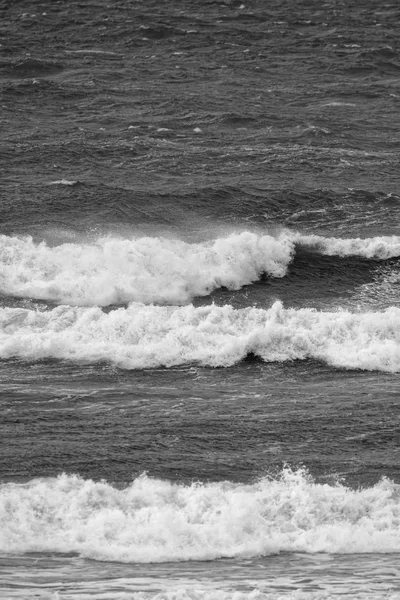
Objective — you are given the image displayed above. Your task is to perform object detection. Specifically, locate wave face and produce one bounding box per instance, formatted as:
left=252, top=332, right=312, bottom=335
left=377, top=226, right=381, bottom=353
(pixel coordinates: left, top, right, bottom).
left=2, top=231, right=400, bottom=306
left=1, top=301, right=400, bottom=371
left=1, top=469, right=399, bottom=563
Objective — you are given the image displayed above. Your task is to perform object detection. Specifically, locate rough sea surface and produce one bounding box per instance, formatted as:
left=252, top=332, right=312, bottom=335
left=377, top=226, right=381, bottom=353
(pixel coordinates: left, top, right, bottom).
left=1, top=0, right=400, bottom=598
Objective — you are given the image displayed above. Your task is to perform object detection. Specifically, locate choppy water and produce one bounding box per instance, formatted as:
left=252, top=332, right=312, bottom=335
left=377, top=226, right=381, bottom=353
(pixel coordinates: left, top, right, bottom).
left=1, top=0, right=400, bottom=598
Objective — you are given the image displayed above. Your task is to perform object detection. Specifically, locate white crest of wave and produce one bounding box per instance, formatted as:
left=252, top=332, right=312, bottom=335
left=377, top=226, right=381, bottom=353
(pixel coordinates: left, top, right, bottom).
left=297, top=233, right=400, bottom=259
left=48, top=179, right=78, bottom=186
left=2, top=231, right=400, bottom=307
left=1, top=301, right=400, bottom=371
left=1, top=469, right=399, bottom=563
left=0, top=232, right=294, bottom=306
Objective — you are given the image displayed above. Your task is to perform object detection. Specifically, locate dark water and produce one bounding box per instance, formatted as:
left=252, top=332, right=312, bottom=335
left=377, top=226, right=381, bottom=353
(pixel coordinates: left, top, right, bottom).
left=1, top=1, right=400, bottom=598
left=1, top=361, right=400, bottom=485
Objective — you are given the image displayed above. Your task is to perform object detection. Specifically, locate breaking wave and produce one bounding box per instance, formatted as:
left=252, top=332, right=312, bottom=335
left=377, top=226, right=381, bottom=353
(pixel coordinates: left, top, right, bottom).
left=0, top=232, right=293, bottom=306
left=1, top=231, right=400, bottom=306
left=296, top=233, right=400, bottom=259
left=1, top=469, right=399, bottom=563
left=1, top=301, right=400, bottom=371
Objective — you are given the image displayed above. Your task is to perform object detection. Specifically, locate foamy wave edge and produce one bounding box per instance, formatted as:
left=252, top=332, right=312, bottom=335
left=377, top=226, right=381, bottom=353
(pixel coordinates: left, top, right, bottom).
left=1, top=231, right=400, bottom=306
left=1, top=469, right=400, bottom=562
left=1, top=301, right=400, bottom=371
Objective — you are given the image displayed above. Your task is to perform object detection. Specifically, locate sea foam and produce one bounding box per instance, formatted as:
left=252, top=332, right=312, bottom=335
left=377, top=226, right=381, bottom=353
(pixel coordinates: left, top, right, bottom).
left=1, top=301, right=400, bottom=371
left=0, top=232, right=294, bottom=306
left=297, top=233, right=400, bottom=259
left=1, top=231, right=400, bottom=306
left=1, top=469, right=399, bottom=562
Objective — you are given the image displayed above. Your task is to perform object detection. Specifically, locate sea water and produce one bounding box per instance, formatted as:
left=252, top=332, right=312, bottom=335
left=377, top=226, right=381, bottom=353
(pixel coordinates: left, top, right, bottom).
left=1, top=0, right=400, bottom=598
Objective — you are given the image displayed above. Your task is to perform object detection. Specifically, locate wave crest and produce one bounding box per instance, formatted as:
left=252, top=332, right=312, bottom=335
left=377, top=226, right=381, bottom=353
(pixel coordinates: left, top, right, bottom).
left=0, top=232, right=294, bottom=306
left=1, top=469, right=399, bottom=562
left=298, top=233, right=400, bottom=259
left=2, top=231, right=400, bottom=306
left=1, top=301, right=400, bottom=371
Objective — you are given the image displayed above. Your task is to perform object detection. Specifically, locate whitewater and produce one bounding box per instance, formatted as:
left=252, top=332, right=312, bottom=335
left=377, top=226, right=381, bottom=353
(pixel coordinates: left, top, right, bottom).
left=1, top=300, right=400, bottom=371
left=1, top=469, right=400, bottom=563
left=1, top=230, right=400, bottom=306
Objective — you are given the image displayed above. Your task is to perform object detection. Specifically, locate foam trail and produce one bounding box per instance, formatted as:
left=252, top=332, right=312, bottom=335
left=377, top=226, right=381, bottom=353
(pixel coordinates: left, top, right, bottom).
left=0, top=232, right=294, bottom=306
left=48, top=179, right=78, bottom=186
left=2, top=231, right=400, bottom=307
left=297, top=233, right=400, bottom=259
left=1, top=469, right=399, bottom=562
left=1, top=301, right=400, bottom=371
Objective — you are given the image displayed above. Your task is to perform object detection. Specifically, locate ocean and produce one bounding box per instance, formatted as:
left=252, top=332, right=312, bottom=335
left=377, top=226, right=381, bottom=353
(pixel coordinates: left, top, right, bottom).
left=1, top=0, right=400, bottom=598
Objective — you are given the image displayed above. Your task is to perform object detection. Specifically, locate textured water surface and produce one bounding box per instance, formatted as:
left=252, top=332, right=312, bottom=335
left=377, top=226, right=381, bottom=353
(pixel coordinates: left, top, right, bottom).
left=1, top=0, right=400, bottom=598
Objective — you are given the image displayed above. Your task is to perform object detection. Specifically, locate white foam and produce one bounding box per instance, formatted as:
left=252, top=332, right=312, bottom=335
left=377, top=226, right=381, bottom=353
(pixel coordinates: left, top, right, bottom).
left=0, top=232, right=294, bottom=306
left=323, top=102, right=357, bottom=107
left=1, top=301, right=400, bottom=371
left=2, top=231, right=400, bottom=307
left=297, top=233, right=400, bottom=259
left=48, top=179, right=78, bottom=186
left=1, top=469, right=399, bottom=563
left=64, top=49, right=122, bottom=56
